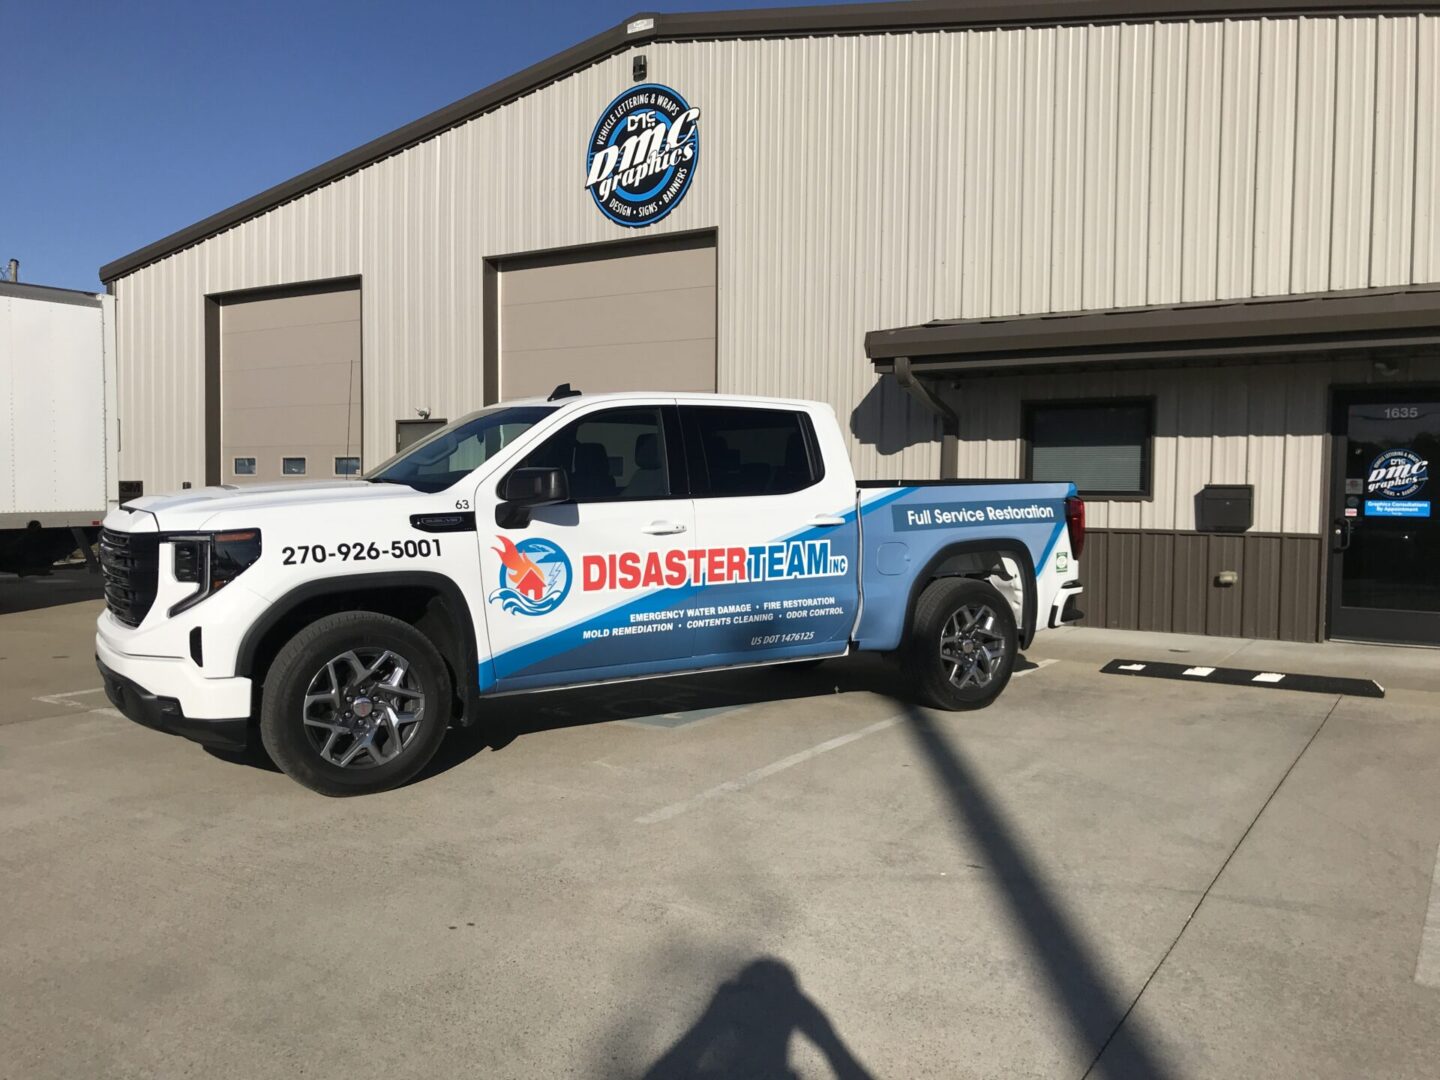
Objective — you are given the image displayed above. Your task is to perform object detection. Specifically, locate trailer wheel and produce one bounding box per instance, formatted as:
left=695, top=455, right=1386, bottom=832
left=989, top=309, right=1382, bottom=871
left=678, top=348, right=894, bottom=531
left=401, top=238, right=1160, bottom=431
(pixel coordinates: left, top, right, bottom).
left=907, top=578, right=1017, bottom=711
left=260, top=611, right=452, bottom=796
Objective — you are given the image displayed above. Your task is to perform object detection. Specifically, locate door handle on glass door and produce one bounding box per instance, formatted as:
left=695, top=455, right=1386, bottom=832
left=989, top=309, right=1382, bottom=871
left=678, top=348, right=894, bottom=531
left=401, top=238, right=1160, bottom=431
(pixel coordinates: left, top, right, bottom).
left=642, top=521, right=688, bottom=535
left=807, top=514, right=846, bottom=527
left=1332, top=517, right=1353, bottom=552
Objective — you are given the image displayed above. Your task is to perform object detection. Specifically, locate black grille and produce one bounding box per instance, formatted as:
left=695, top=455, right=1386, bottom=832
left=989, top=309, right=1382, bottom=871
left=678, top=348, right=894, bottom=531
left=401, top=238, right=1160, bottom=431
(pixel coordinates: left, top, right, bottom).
left=100, top=528, right=160, bottom=628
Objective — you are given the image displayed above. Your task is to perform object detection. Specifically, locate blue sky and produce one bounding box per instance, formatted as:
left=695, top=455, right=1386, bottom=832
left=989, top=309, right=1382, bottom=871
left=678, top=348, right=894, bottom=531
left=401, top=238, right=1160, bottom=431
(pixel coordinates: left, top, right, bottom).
left=3, top=0, right=838, bottom=292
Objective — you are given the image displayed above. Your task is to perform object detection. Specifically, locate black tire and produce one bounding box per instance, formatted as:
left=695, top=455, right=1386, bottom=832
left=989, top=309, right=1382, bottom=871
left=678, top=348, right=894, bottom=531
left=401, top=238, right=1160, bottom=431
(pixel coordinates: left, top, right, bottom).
left=906, top=578, right=1018, bottom=711
left=259, top=611, right=453, bottom=796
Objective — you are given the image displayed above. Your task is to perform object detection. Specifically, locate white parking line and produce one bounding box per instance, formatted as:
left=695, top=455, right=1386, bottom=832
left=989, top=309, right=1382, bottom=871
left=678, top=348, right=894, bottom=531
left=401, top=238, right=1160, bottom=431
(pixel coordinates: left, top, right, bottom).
left=1415, top=844, right=1440, bottom=988
left=34, top=688, right=106, bottom=709
left=636, top=715, right=903, bottom=824
left=1014, top=658, right=1059, bottom=678
left=635, top=657, right=1062, bottom=825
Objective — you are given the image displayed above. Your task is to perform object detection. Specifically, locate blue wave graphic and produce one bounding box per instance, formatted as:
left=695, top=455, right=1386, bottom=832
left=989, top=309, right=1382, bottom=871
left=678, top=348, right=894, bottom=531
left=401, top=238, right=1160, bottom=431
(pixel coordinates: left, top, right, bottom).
left=487, top=586, right=566, bottom=616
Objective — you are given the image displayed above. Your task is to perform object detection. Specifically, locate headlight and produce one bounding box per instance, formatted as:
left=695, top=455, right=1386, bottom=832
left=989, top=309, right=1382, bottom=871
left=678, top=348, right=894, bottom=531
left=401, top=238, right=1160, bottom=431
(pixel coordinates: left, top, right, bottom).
left=169, top=529, right=262, bottom=616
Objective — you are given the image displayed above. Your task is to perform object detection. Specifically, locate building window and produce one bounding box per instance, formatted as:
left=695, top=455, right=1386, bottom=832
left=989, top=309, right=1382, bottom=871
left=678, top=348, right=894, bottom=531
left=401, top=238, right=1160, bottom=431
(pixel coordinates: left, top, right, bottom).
left=1025, top=399, right=1153, bottom=497
left=233, top=457, right=256, bottom=476
left=281, top=457, right=307, bottom=476
left=334, top=456, right=361, bottom=476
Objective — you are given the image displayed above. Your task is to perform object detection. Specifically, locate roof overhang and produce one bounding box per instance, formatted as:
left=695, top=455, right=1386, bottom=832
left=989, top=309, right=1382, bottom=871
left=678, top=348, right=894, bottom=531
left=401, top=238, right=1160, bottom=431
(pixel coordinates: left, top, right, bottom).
left=865, top=285, right=1440, bottom=377
left=99, top=0, right=1432, bottom=284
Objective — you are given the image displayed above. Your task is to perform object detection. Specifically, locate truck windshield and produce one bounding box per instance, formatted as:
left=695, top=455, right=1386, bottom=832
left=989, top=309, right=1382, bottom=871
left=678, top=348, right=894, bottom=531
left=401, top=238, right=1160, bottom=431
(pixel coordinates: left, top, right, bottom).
left=364, top=406, right=556, bottom=493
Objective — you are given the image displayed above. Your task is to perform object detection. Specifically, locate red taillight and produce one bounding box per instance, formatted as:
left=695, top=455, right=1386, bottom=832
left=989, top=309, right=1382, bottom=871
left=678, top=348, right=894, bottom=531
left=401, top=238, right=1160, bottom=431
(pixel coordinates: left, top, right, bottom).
left=1064, top=496, right=1086, bottom=561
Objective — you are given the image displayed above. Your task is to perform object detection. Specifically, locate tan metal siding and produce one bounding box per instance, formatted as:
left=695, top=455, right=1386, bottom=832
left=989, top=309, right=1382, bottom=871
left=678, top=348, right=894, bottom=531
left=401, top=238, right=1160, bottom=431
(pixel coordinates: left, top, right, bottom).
left=113, top=15, right=1440, bottom=493
left=1252, top=19, right=1299, bottom=296
left=1330, top=18, right=1377, bottom=291
left=1290, top=19, right=1338, bottom=294
left=1372, top=18, right=1417, bottom=287
left=943, top=350, right=1440, bottom=538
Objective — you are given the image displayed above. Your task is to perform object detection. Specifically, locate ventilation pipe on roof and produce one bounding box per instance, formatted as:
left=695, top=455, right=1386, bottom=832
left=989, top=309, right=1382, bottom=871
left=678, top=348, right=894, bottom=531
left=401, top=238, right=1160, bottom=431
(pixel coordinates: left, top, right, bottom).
left=893, top=356, right=959, bottom=479
left=5, top=259, right=16, bottom=283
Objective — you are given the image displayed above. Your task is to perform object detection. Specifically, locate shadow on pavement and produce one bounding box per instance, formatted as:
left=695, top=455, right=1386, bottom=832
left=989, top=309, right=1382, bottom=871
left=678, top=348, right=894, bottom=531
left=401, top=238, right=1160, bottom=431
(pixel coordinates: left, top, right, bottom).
left=641, top=957, right=876, bottom=1080
left=900, top=704, right=1174, bottom=1080
left=418, top=653, right=911, bottom=780
left=0, top=566, right=105, bottom=615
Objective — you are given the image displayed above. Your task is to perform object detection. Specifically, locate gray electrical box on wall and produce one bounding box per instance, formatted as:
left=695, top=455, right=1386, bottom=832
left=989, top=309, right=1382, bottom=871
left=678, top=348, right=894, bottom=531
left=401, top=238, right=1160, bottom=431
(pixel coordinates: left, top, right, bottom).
left=1197, top=484, right=1254, bottom=532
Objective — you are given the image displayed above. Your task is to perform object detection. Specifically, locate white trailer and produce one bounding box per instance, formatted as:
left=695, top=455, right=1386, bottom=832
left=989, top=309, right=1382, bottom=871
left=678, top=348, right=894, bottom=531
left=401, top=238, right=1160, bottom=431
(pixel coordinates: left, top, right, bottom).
left=0, top=281, right=118, bottom=573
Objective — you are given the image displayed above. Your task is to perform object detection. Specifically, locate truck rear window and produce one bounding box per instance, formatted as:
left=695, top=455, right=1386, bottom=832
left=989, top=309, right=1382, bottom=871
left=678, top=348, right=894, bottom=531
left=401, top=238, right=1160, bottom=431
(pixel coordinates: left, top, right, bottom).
left=683, top=406, right=820, bottom=497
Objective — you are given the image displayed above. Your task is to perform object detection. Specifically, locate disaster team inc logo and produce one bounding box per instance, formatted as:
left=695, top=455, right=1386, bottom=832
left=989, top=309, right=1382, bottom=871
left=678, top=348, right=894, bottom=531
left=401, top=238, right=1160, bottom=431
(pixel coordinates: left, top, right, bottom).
left=585, top=84, right=700, bottom=227
left=1367, top=449, right=1429, bottom=498
left=489, top=536, right=573, bottom=616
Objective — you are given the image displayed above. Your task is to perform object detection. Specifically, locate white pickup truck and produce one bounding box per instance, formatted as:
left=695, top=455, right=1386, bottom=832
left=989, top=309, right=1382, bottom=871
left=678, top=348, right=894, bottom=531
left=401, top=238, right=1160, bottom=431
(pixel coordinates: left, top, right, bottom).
left=96, top=391, right=1084, bottom=795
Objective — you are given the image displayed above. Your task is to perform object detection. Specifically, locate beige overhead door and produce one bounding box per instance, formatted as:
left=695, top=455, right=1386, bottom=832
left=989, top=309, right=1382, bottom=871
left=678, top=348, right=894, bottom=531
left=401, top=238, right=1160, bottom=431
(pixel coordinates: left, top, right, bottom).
left=220, top=286, right=361, bottom=484
left=498, top=236, right=716, bottom=400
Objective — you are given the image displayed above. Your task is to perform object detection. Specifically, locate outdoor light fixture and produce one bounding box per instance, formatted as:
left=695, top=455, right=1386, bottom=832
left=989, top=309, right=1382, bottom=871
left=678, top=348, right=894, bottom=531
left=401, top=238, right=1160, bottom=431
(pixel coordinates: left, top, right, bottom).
left=633, top=54, right=648, bottom=81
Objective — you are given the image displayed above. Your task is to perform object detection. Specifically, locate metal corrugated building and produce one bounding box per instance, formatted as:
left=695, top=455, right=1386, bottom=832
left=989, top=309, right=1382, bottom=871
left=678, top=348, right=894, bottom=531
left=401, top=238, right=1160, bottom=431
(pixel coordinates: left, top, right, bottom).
left=101, top=0, right=1440, bottom=646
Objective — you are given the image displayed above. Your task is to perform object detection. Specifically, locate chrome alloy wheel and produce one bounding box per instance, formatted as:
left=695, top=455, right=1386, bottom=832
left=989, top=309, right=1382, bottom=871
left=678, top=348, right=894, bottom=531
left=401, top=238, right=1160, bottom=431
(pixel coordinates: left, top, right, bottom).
left=938, top=603, right=1008, bottom=690
left=301, top=649, right=426, bottom=769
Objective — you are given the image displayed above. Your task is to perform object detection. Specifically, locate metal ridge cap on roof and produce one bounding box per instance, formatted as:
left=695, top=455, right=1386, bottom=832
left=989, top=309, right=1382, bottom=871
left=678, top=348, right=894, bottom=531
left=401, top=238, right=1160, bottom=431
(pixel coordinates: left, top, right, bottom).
left=99, top=0, right=1433, bottom=284
left=864, top=284, right=1440, bottom=360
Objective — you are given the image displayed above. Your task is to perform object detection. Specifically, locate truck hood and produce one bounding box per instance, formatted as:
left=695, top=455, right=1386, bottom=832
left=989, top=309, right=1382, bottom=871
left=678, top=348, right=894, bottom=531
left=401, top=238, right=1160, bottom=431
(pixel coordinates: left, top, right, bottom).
left=114, top=480, right=426, bottom=530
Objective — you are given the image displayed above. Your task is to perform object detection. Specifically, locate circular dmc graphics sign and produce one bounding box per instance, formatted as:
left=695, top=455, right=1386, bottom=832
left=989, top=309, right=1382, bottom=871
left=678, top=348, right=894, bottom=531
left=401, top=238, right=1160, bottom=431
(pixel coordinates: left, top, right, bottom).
left=584, top=84, right=700, bottom=227
left=1366, top=448, right=1429, bottom=498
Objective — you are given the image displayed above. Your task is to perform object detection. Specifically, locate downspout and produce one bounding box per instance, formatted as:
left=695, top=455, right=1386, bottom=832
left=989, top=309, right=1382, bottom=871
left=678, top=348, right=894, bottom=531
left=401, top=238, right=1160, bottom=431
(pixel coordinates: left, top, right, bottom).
left=893, top=356, right=959, bottom=479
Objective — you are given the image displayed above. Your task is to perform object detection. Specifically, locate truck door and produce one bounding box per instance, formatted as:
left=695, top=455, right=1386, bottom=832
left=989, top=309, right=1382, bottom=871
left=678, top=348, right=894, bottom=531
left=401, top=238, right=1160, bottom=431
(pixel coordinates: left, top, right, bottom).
left=679, top=403, right=859, bottom=666
left=478, top=402, right=695, bottom=690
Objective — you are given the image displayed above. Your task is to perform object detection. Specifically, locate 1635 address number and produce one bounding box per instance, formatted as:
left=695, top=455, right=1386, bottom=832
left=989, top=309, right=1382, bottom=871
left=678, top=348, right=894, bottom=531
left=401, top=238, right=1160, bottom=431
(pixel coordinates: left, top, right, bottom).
left=282, top=539, right=444, bottom=565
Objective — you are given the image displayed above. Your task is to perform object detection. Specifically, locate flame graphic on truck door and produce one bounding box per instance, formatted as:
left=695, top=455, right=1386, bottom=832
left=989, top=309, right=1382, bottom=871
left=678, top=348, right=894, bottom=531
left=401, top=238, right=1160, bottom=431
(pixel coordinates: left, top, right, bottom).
left=488, top=536, right=573, bottom=616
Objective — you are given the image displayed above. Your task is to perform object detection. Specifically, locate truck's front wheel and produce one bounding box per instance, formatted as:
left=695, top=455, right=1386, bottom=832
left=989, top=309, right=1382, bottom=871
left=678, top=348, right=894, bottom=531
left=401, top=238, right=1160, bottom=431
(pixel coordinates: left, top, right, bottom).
left=907, top=578, right=1017, bottom=711
left=260, top=612, right=453, bottom=796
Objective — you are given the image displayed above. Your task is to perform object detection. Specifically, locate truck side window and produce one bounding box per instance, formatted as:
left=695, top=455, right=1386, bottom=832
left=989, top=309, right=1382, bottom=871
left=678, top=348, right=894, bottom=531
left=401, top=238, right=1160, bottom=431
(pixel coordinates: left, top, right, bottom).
left=683, top=406, right=820, bottom=497
left=514, top=406, right=671, bottom=502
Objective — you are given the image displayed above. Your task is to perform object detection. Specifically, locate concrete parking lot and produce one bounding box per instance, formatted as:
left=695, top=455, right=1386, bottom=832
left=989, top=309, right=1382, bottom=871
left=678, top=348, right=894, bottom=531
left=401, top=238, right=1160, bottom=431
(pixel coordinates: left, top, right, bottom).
left=3, top=569, right=1439, bottom=1079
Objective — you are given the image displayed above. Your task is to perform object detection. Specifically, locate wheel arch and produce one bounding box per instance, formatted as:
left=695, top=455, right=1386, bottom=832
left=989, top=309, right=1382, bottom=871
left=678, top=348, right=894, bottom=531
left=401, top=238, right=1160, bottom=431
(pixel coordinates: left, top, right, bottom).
left=236, top=572, right=481, bottom=725
left=903, top=539, right=1037, bottom=649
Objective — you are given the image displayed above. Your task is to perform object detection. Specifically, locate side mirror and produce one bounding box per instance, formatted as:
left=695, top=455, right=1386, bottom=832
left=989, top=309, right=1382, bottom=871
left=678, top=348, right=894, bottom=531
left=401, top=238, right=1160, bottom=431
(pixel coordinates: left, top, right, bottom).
left=497, top=466, right=569, bottom=527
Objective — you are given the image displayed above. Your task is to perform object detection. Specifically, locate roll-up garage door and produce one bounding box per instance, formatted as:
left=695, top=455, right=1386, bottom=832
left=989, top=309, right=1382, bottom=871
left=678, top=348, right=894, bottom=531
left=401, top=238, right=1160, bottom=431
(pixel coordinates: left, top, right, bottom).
left=497, top=233, right=715, bottom=399
left=219, top=284, right=361, bottom=484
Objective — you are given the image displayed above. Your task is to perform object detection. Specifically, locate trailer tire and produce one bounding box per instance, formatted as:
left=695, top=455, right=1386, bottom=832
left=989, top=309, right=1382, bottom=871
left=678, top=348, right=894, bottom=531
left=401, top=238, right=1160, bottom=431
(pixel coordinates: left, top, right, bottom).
left=260, top=611, right=452, bottom=796
left=906, top=578, right=1017, bottom=711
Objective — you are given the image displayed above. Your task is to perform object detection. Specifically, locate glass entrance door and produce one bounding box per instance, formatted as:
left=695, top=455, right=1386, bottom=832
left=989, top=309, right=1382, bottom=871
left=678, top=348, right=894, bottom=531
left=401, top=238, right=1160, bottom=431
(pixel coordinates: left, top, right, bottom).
left=1328, top=389, right=1440, bottom=645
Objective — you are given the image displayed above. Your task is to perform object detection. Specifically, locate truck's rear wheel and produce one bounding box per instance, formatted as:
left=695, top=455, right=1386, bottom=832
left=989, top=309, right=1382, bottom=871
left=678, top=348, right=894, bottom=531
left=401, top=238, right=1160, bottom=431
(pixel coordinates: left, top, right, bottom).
left=907, top=578, right=1017, bottom=711
left=260, top=612, right=452, bottom=796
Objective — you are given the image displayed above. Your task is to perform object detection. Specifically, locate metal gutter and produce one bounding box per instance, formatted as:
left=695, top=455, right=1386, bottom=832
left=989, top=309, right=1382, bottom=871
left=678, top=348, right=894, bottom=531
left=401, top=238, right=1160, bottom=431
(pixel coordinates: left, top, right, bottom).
left=865, top=285, right=1440, bottom=373
left=99, top=0, right=1432, bottom=284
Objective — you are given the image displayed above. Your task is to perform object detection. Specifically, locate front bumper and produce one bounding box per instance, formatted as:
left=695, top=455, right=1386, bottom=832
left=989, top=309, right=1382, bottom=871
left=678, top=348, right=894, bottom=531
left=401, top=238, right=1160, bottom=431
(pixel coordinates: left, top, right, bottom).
left=97, top=656, right=250, bottom=752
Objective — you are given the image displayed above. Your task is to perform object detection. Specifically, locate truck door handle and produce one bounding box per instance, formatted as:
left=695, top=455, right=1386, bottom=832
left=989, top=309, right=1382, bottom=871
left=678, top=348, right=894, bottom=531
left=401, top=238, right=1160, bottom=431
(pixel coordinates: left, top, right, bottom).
left=642, top=521, right=688, bottom=535
left=807, top=514, right=846, bottom=527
